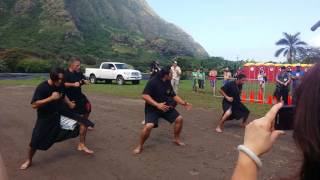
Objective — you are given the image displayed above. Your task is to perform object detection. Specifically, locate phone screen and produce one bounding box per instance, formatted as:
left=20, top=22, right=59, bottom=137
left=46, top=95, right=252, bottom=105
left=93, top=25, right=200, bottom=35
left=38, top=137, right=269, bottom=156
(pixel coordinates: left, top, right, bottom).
left=275, top=105, right=295, bottom=130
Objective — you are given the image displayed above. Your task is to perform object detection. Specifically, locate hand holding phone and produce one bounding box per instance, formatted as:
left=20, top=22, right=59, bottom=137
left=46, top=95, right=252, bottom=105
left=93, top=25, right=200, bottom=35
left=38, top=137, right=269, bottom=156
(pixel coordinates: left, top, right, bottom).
left=274, top=105, right=295, bottom=130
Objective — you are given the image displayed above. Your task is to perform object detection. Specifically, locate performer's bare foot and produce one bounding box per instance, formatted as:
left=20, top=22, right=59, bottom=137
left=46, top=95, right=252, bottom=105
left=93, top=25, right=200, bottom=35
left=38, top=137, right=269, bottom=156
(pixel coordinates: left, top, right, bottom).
left=20, top=160, right=32, bottom=170
left=173, top=139, right=186, bottom=146
left=88, top=126, right=94, bottom=131
left=141, top=120, right=145, bottom=125
left=215, top=127, right=223, bottom=133
left=133, top=146, right=143, bottom=154
left=77, top=144, right=94, bottom=154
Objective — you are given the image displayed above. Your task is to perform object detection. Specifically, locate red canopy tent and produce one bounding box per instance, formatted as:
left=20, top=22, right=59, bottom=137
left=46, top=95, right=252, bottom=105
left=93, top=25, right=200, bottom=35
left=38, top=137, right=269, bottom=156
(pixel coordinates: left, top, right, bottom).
left=242, top=63, right=313, bottom=82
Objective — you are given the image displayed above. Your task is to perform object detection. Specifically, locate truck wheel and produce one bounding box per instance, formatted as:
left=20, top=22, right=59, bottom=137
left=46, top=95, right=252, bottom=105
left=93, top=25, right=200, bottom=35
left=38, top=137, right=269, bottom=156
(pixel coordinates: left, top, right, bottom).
left=89, top=75, right=97, bottom=84
left=132, top=80, right=140, bottom=85
left=116, top=75, right=124, bottom=85
left=105, top=79, right=112, bottom=84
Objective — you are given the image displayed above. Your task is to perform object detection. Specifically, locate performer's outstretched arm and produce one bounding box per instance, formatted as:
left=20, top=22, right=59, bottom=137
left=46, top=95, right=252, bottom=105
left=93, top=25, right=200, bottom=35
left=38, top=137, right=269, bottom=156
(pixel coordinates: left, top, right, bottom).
left=32, top=92, right=61, bottom=109
left=173, top=96, right=192, bottom=110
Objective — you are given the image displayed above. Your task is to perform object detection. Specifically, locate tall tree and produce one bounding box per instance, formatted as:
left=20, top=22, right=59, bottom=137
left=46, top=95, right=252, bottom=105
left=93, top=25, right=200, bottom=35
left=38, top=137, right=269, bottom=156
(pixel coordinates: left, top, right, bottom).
left=274, top=32, right=307, bottom=63
left=295, top=47, right=320, bottom=63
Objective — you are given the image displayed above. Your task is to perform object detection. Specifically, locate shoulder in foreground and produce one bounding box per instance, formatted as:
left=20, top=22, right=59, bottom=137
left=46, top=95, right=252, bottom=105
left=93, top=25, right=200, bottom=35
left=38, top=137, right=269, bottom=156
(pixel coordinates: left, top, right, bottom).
left=226, top=80, right=234, bottom=85
left=145, top=77, right=157, bottom=86
left=34, top=81, right=49, bottom=92
left=64, top=68, right=71, bottom=74
left=37, top=80, right=48, bottom=87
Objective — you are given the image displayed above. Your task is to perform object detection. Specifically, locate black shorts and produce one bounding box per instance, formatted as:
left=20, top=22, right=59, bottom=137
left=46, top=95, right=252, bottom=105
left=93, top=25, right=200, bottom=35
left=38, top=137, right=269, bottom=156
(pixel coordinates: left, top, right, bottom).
left=73, top=97, right=91, bottom=115
left=145, top=109, right=180, bottom=128
left=222, top=100, right=250, bottom=121
left=273, top=87, right=289, bottom=100
left=198, top=80, right=205, bottom=89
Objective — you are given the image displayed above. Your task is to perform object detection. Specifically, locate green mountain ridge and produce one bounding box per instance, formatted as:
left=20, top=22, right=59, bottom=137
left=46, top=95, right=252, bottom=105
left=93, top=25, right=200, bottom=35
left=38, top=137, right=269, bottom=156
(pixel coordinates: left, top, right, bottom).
left=0, top=0, right=209, bottom=67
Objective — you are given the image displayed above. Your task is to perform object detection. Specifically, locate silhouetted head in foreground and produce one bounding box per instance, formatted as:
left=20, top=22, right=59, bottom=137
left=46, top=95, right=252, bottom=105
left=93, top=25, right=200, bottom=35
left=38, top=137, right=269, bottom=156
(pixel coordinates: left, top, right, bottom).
left=293, top=61, right=320, bottom=180
left=235, top=74, right=246, bottom=85
left=159, top=66, right=172, bottom=81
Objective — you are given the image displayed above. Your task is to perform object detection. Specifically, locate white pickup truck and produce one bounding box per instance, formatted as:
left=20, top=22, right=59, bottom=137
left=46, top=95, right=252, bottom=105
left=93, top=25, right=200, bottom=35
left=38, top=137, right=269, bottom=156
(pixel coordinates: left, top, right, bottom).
left=84, top=62, right=142, bottom=85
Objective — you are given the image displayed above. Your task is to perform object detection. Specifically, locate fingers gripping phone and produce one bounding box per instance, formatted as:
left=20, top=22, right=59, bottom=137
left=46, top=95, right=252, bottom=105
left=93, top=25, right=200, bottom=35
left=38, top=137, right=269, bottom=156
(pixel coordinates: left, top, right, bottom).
left=275, top=105, right=295, bottom=130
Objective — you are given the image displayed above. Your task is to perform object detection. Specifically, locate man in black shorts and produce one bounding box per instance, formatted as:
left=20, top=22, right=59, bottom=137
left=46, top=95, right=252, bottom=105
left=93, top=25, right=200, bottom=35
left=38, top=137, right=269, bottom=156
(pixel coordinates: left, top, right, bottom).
left=133, top=67, right=192, bottom=154
left=64, top=58, right=93, bottom=129
left=215, top=74, right=250, bottom=133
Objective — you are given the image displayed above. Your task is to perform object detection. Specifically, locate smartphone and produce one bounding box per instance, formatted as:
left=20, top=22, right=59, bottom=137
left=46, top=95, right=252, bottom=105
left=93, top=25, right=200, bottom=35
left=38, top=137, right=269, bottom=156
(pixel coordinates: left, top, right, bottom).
left=275, top=105, right=295, bottom=130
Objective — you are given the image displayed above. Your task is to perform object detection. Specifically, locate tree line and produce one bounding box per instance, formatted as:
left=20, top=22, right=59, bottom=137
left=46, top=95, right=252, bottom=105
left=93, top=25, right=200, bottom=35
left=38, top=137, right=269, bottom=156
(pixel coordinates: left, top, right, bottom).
left=1, top=31, right=319, bottom=73
left=274, top=32, right=320, bottom=63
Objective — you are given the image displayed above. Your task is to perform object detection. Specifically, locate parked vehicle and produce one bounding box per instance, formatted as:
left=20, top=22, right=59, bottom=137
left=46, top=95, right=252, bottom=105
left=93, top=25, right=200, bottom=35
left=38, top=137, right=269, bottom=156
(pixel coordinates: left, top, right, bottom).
left=85, top=62, right=142, bottom=85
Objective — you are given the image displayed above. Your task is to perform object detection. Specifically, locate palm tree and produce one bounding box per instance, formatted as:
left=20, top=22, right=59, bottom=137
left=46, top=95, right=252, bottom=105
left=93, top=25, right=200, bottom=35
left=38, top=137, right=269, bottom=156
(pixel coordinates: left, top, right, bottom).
left=274, top=32, right=307, bottom=63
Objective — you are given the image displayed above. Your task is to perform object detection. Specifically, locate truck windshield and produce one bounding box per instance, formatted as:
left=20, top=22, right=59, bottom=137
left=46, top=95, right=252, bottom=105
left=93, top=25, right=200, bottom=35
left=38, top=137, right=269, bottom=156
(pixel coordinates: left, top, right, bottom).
left=115, top=64, right=129, bottom=69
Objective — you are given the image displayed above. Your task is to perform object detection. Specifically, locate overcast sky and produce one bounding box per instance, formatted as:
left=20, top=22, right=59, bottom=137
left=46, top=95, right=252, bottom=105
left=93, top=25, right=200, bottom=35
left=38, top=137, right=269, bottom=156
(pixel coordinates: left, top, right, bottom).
left=146, top=0, right=320, bottom=62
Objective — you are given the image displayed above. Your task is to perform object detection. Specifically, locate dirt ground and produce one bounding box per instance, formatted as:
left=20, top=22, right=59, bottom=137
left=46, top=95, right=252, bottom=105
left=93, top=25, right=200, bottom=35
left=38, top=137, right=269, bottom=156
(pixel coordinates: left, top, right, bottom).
left=0, top=85, right=299, bottom=180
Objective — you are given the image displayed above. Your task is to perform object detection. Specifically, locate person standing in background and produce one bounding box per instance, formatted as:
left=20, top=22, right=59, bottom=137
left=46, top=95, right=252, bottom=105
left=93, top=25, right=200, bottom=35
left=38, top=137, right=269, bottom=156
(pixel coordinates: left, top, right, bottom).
left=192, top=68, right=199, bottom=92
left=291, top=64, right=304, bottom=104
left=209, top=68, right=217, bottom=95
left=257, top=68, right=266, bottom=93
left=150, top=60, right=161, bottom=78
left=198, top=68, right=206, bottom=93
left=274, top=66, right=291, bottom=104
left=171, top=60, right=182, bottom=94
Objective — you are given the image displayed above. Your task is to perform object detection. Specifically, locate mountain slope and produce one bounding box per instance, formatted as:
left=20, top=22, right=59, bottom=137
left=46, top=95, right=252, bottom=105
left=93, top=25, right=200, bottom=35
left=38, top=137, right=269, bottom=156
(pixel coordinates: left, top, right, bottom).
left=0, top=0, right=209, bottom=64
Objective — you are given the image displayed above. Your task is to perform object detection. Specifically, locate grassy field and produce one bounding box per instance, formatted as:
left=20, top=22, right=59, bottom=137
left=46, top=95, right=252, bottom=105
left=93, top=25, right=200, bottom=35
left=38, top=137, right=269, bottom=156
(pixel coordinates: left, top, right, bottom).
left=0, top=78, right=275, bottom=117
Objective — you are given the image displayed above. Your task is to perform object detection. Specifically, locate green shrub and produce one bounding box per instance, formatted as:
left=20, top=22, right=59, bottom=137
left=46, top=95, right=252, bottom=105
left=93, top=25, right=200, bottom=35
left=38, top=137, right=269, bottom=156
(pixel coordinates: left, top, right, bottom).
left=82, top=55, right=97, bottom=65
left=16, top=58, right=52, bottom=73
left=0, top=60, right=8, bottom=72
left=1, top=49, right=25, bottom=72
